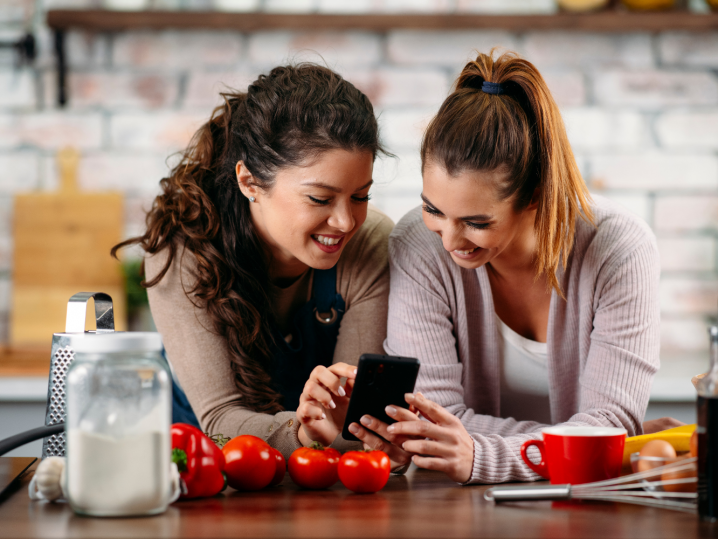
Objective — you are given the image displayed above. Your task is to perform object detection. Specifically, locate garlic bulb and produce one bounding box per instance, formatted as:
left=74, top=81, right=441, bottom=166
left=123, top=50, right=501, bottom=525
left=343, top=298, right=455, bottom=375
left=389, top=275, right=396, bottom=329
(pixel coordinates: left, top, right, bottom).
left=29, top=457, right=66, bottom=502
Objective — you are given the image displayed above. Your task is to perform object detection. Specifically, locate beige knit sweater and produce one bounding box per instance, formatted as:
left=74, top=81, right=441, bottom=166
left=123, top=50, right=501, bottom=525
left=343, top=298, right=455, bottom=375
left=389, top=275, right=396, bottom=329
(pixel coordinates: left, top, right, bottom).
left=384, top=196, right=661, bottom=484
left=145, top=206, right=393, bottom=460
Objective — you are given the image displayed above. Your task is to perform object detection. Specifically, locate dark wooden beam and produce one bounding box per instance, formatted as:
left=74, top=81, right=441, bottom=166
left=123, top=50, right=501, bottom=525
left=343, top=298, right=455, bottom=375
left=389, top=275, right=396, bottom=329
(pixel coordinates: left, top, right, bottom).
left=47, top=9, right=718, bottom=33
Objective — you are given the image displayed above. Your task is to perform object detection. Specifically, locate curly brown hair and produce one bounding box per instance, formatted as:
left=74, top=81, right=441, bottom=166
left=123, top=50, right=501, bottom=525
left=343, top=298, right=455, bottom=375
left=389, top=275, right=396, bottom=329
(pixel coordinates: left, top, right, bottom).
left=112, top=64, right=384, bottom=414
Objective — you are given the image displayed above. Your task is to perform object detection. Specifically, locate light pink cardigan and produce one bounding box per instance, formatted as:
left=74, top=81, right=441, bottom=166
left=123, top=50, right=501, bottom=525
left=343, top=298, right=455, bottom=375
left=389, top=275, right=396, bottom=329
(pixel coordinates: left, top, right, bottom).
left=384, top=196, right=661, bottom=484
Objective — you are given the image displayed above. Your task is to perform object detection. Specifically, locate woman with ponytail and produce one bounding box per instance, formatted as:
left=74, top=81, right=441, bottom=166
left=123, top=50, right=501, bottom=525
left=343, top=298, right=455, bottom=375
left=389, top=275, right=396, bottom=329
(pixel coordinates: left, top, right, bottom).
left=112, top=64, right=393, bottom=457
left=348, top=50, right=665, bottom=484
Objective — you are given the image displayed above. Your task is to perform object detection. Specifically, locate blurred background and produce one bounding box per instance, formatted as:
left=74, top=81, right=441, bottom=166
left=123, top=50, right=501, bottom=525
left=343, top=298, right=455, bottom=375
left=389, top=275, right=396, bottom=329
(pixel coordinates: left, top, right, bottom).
left=1, top=0, right=717, bottom=453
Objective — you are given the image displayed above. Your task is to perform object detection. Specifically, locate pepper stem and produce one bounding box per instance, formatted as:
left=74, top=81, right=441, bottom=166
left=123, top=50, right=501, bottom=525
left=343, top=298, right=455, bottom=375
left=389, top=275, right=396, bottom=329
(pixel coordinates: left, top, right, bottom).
left=172, top=448, right=188, bottom=473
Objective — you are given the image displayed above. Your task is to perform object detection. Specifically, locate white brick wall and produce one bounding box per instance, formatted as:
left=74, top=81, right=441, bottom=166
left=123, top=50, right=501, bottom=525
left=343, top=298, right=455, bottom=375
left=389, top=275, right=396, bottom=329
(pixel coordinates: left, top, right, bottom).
left=659, top=32, right=718, bottom=68
left=113, top=31, right=244, bottom=69
left=247, top=31, right=382, bottom=70
left=1, top=4, right=718, bottom=359
left=387, top=31, right=517, bottom=68
left=590, top=153, right=718, bottom=191
left=656, top=110, right=718, bottom=150
left=0, top=112, right=103, bottom=150
left=110, top=112, right=207, bottom=152
left=563, top=109, right=650, bottom=151
left=594, top=70, right=718, bottom=109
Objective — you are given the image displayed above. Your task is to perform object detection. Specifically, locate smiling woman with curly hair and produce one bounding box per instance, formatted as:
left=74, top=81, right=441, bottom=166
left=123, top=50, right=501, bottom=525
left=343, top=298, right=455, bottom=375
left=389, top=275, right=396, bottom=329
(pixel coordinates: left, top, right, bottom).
left=113, top=64, right=393, bottom=458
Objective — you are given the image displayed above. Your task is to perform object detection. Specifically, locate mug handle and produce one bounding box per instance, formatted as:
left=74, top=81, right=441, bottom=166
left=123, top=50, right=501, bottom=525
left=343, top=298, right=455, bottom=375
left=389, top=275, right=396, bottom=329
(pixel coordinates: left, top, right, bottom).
left=520, top=439, right=550, bottom=479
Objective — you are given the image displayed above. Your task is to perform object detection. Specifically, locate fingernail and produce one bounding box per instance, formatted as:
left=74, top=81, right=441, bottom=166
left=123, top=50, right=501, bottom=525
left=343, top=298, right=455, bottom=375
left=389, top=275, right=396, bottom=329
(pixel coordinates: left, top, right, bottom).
left=348, top=423, right=359, bottom=434
left=329, top=400, right=336, bottom=409
left=405, top=393, right=415, bottom=403
left=360, top=415, right=371, bottom=426
left=387, top=424, right=395, bottom=433
left=338, top=386, right=346, bottom=397
left=386, top=405, right=397, bottom=416
left=353, top=369, right=358, bottom=375
left=321, top=413, right=326, bottom=420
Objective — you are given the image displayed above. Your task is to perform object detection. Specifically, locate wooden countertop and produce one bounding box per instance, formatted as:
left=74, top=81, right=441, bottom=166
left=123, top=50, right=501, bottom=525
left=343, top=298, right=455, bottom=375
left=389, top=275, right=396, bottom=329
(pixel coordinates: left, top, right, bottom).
left=0, top=459, right=710, bottom=539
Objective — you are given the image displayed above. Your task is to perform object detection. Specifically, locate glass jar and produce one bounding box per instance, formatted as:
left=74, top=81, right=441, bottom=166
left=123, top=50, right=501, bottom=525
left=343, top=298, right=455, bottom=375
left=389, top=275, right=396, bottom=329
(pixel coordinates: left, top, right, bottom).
left=65, top=332, right=171, bottom=517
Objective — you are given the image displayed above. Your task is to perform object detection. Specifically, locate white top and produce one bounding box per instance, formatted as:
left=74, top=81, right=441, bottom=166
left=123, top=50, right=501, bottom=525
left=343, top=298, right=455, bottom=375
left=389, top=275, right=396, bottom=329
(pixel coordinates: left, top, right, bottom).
left=497, top=316, right=552, bottom=425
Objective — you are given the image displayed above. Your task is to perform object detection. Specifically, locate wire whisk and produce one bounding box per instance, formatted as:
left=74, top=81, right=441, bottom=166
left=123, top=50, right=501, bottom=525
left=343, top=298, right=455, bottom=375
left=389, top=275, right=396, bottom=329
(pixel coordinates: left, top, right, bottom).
left=485, top=457, right=697, bottom=513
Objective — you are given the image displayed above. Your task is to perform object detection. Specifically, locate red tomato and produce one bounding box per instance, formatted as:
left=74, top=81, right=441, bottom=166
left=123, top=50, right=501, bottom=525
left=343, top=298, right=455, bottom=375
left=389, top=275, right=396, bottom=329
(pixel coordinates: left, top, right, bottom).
left=269, top=448, right=286, bottom=487
left=288, top=442, right=341, bottom=489
left=338, top=450, right=390, bottom=494
left=222, top=435, right=275, bottom=491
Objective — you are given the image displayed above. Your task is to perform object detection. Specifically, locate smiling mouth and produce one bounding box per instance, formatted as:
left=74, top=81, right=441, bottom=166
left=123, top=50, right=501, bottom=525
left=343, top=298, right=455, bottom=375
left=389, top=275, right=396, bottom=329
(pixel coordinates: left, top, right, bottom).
left=454, top=247, right=477, bottom=255
left=312, top=234, right=343, bottom=246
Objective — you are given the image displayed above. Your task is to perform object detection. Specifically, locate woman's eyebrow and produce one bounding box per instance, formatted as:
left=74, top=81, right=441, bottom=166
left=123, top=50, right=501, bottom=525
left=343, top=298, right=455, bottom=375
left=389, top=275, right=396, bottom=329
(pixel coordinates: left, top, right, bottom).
left=300, top=179, right=373, bottom=193
left=421, top=194, right=492, bottom=221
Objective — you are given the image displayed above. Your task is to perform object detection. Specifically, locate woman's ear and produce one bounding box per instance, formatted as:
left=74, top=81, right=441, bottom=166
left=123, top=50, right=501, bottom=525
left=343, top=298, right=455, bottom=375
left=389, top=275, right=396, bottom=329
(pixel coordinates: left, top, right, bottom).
left=525, top=188, right=541, bottom=212
left=236, top=161, right=259, bottom=200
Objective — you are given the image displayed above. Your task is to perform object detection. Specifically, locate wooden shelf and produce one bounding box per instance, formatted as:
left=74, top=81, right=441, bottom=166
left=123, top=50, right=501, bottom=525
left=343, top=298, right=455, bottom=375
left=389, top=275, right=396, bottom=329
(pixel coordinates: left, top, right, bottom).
left=47, top=9, right=718, bottom=33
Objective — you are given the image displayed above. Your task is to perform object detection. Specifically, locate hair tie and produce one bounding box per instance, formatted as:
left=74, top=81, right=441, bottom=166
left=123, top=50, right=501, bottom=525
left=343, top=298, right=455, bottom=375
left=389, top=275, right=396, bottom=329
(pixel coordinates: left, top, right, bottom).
left=482, top=81, right=505, bottom=95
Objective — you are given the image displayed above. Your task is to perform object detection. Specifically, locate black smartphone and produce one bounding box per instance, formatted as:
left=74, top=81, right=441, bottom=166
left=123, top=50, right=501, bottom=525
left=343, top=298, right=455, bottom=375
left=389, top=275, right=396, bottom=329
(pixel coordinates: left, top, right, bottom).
left=342, top=353, right=420, bottom=442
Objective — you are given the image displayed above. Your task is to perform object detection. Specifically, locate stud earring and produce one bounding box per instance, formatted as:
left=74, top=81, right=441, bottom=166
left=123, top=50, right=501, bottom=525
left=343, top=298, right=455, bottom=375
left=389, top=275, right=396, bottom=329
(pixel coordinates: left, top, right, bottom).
left=249, top=196, right=256, bottom=203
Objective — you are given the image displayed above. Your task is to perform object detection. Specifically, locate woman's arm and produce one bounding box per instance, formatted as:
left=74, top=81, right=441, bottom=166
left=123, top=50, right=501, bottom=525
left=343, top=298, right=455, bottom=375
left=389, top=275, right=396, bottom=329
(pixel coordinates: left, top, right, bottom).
left=146, top=247, right=303, bottom=460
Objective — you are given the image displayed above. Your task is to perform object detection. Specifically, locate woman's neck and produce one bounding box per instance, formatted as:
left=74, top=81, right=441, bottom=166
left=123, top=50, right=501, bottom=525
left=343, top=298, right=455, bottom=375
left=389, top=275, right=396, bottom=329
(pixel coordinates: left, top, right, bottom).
left=269, top=259, right=309, bottom=288
left=489, top=208, right=539, bottom=280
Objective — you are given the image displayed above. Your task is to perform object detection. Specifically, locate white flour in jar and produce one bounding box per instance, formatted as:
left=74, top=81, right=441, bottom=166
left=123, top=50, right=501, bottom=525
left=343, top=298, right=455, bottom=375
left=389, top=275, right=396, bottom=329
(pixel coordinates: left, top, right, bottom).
left=66, top=429, right=169, bottom=516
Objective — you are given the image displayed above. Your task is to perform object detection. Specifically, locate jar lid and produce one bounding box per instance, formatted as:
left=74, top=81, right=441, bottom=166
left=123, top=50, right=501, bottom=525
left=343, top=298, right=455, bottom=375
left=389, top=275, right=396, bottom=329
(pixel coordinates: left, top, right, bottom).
left=72, top=332, right=163, bottom=354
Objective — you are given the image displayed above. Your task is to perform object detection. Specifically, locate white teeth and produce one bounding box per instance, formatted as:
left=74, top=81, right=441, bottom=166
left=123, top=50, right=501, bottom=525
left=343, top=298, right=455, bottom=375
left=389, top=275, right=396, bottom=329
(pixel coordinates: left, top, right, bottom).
left=315, top=235, right=341, bottom=246
left=454, top=248, right=477, bottom=255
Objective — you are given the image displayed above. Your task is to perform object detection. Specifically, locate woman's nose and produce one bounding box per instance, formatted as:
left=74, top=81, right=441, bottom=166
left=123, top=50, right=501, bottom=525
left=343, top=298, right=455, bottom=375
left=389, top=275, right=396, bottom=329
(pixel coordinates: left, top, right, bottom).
left=327, top=202, right=356, bottom=233
left=440, top=223, right=464, bottom=253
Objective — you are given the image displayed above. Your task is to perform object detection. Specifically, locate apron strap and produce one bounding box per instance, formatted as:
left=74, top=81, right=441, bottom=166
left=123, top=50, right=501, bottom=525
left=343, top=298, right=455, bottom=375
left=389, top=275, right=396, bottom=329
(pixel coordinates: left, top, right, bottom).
left=313, top=265, right=338, bottom=314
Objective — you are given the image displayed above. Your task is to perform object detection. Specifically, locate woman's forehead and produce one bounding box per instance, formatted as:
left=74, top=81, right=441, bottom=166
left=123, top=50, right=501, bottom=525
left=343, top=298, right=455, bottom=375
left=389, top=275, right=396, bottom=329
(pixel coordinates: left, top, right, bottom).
left=422, top=163, right=512, bottom=216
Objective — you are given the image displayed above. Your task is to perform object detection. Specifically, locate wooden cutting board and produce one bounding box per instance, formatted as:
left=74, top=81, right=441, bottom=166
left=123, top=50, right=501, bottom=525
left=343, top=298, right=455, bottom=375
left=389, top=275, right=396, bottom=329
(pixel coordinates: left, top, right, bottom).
left=10, top=148, right=127, bottom=347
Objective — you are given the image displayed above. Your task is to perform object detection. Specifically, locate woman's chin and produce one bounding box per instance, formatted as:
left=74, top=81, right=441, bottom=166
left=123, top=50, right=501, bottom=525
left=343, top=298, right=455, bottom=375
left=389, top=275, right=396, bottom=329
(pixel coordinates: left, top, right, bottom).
left=449, top=250, right=487, bottom=270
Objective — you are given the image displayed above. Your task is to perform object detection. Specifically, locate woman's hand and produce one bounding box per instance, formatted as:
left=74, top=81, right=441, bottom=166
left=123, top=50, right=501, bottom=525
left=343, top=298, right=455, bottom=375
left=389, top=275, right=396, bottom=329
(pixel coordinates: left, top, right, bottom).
left=347, top=403, right=423, bottom=471
left=297, top=362, right=356, bottom=447
left=387, top=393, right=475, bottom=484
left=642, top=417, right=686, bottom=435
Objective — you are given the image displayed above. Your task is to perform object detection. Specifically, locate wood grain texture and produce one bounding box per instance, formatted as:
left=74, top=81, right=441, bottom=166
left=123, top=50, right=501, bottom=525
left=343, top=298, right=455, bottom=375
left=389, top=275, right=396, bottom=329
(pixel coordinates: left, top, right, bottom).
left=46, top=9, right=718, bottom=32
left=11, top=285, right=127, bottom=345
left=13, top=193, right=123, bottom=287
left=0, top=460, right=707, bottom=539
left=11, top=190, right=126, bottom=345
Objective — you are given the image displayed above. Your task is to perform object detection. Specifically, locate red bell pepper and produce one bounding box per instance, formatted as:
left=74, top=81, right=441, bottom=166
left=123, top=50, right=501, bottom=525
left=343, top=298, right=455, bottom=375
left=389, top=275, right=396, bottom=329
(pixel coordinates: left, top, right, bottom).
left=171, top=423, right=227, bottom=499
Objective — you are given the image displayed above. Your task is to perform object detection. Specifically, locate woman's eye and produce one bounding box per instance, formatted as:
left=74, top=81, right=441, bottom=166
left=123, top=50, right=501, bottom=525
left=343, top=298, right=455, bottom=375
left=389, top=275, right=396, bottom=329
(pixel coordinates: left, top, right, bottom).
left=352, top=194, right=372, bottom=203
left=309, top=196, right=330, bottom=205
left=422, top=205, right=441, bottom=216
left=466, top=222, right=489, bottom=230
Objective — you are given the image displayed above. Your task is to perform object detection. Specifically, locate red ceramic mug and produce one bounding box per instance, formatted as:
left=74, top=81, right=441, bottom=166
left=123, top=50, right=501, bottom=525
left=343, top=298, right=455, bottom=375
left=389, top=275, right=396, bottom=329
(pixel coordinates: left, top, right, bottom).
left=520, top=426, right=627, bottom=485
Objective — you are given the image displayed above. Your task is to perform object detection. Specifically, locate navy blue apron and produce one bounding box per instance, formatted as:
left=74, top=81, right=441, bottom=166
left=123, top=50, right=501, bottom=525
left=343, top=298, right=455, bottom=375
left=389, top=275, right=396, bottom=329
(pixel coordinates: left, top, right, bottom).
left=170, top=266, right=346, bottom=427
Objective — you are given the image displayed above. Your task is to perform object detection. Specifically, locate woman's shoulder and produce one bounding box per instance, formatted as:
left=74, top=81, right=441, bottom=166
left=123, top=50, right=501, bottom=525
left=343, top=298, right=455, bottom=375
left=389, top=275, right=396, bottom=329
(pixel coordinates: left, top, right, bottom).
left=335, top=205, right=393, bottom=284
left=389, top=206, right=449, bottom=263
left=574, top=194, right=658, bottom=270
left=341, top=205, right=394, bottom=259
left=144, top=240, right=200, bottom=295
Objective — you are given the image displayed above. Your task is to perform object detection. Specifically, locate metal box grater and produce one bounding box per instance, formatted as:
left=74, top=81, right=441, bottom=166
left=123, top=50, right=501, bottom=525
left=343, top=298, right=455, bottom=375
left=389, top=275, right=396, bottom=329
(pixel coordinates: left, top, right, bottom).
left=42, top=292, right=116, bottom=459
